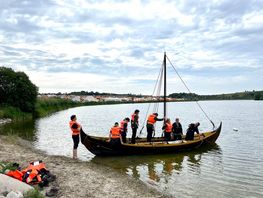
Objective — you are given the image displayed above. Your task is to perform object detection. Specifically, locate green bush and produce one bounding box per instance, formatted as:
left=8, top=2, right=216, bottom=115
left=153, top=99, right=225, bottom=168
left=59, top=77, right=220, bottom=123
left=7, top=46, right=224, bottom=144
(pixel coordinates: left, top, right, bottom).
left=0, top=67, right=38, bottom=112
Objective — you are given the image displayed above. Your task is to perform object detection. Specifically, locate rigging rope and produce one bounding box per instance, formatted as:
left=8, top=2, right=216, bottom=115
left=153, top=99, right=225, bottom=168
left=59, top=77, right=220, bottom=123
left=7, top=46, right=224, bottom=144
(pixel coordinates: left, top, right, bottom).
left=153, top=62, right=163, bottom=113
left=166, top=55, right=215, bottom=129
left=152, top=62, right=164, bottom=138
left=139, top=63, right=164, bottom=135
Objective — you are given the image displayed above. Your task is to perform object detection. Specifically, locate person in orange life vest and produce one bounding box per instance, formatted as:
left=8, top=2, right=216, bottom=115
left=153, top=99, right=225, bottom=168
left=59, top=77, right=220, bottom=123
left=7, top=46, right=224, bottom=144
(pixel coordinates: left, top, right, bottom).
left=69, top=115, right=81, bottom=159
left=120, top=117, right=130, bottom=143
left=146, top=113, right=164, bottom=142
left=109, top=122, right=122, bottom=146
left=172, top=118, right=183, bottom=140
left=162, top=118, right=173, bottom=143
left=131, top=109, right=140, bottom=144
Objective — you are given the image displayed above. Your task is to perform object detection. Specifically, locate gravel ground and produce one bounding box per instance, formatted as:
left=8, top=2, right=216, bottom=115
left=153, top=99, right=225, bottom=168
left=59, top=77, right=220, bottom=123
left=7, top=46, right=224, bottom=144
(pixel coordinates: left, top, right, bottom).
left=0, top=135, right=170, bottom=198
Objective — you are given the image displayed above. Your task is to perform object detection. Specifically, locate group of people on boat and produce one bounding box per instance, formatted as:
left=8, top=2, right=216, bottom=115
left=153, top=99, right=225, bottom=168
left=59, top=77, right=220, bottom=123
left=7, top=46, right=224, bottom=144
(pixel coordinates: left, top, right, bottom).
left=69, top=111, right=201, bottom=159
left=107, top=109, right=202, bottom=146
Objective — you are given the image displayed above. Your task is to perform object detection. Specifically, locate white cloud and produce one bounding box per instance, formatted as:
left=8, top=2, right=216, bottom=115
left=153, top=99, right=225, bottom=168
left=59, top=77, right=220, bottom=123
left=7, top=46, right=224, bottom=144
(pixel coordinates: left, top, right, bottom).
left=242, top=11, right=263, bottom=29
left=0, top=0, right=263, bottom=94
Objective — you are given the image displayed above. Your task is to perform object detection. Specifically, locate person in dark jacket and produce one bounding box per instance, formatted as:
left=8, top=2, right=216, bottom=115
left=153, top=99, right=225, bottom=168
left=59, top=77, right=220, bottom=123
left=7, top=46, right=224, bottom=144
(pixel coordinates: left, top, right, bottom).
left=146, top=113, right=164, bottom=142
left=131, top=109, right=140, bottom=144
left=185, top=122, right=201, bottom=141
left=172, top=118, right=183, bottom=140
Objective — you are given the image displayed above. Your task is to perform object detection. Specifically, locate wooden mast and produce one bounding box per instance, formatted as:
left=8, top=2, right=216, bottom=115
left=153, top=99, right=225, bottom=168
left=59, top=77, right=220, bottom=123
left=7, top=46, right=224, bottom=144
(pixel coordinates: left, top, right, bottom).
left=163, top=52, right=167, bottom=120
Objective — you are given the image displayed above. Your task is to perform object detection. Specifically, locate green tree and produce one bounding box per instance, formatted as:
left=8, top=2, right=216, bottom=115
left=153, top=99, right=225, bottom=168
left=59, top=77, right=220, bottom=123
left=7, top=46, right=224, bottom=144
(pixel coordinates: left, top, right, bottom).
left=0, top=67, right=38, bottom=112
left=254, top=92, right=263, bottom=100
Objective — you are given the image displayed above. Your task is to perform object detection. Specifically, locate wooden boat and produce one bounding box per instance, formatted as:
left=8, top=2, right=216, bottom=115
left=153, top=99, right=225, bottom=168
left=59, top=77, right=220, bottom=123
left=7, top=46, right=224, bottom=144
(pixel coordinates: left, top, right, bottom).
left=81, top=123, right=221, bottom=156
left=81, top=52, right=222, bottom=156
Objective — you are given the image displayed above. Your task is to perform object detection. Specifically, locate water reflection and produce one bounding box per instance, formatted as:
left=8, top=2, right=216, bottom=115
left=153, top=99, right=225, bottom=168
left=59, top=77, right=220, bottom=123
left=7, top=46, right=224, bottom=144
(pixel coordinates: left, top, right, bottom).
left=91, top=144, right=222, bottom=188
left=0, top=119, right=36, bottom=140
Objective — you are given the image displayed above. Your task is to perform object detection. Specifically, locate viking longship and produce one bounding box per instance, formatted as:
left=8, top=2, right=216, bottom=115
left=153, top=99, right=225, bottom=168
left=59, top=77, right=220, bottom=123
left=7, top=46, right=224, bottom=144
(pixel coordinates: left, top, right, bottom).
left=81, top=52, right=222, bottom=156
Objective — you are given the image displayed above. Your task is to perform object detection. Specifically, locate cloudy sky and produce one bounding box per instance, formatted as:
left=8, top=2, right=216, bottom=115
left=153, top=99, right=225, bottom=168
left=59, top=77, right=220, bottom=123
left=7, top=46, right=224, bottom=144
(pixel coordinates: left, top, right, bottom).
left=1, top=0, right=263, bottom=95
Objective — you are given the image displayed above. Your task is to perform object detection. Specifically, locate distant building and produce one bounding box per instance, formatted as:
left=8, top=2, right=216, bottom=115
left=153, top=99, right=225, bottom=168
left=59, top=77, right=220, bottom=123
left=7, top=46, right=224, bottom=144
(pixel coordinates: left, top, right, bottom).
left=120, top=97, right=130, bottom=102
left=71, top=95, right=81, bottom=102
left=103, top=97, right=122, bottom=102
left=81, top=96, right=99, bottom=102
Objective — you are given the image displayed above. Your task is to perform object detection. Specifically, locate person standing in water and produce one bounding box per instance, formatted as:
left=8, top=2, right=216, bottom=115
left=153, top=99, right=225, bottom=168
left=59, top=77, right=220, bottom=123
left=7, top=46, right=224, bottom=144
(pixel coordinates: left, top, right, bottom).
left=69, top=115, right=81, bottom=159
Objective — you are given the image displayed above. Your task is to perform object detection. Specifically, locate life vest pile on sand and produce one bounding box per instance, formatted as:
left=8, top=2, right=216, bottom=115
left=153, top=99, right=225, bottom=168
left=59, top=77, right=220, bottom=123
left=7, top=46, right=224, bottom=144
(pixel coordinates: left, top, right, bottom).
left=0, top=160, right=56, bottom=187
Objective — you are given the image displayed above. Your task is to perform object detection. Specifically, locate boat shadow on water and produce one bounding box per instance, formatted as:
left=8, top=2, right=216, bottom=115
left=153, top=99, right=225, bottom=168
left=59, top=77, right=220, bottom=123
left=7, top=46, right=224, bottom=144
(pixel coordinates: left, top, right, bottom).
left=90, top=144, right=222, bottom=183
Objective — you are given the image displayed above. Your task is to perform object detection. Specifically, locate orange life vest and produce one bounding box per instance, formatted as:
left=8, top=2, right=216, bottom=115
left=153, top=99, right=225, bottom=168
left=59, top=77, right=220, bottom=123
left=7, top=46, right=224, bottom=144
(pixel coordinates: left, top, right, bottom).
left=165, top=123, right=173, bottom=133
left=22, top=161, right=47, bottom=184
left=120, top=120, right=128, bottom=131
left=6, top=170, right=23, bottom=181
left=147, top=114, right=157, bottom=125
left=69, top=120, right=81, bottom=135
left=23, top=161, right=47, bottom=173
left=131, top=113, right=139, bottom=123
left=110, top=126, right=121, bottom=139
left=23, top=169, right=42, bottom=184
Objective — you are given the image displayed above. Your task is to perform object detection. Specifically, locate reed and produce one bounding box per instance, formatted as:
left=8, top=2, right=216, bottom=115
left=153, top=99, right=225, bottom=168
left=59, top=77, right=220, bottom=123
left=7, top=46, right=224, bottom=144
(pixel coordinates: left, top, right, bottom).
left=0, top=106, right=32, bottom=120
left=33, top=97, right=80, bottom=118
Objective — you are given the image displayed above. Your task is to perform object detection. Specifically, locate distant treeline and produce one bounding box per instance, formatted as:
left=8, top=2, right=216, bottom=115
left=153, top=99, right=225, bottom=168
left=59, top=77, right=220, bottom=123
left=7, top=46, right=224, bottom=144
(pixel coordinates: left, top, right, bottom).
left=46, top=90, right=263, bottom=100
left=42, top=91, right=147, bottom=98
left=169, top=90, right=263, bottom=100
left=1, top=66, right=262, bottom=121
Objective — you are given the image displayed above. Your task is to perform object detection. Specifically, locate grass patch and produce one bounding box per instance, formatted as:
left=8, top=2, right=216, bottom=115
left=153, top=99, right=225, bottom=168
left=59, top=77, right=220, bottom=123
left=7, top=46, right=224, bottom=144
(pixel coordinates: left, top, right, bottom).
left=24, top=189, right=44, bottom=198
left=34, top=97, right=80, bottom=118
left=0, top=106, right=32, bottom=120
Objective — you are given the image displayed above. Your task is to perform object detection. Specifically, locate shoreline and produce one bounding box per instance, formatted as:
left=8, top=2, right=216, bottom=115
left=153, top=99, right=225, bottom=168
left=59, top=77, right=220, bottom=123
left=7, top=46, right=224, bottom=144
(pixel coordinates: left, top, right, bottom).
left=0, top=135, right=169, bottom=198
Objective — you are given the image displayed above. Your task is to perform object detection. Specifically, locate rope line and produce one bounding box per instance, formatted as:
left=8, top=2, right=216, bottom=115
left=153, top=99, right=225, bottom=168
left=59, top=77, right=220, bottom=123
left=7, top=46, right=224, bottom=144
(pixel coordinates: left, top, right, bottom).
left=153, top=63, right=163, bottom=113
left=139, top=63, right=164, bottom=135
left=166, top=55, right=215, bottom=129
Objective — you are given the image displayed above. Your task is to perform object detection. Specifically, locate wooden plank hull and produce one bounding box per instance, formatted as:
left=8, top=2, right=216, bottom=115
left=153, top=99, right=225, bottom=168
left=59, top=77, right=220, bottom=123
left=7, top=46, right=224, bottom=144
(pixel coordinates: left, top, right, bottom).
left=81, top=122, right=222, bottom=156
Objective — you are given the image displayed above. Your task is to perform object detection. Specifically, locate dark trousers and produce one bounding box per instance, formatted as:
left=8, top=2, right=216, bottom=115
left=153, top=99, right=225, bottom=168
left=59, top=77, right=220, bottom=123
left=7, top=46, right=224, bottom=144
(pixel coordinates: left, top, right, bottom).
left=185, top=131, right=194, bottom=140
left=173, top=133, right=182, bottom=140
left=131, top=127, right=137, bottom=144
left=121, top=132, right=127, bottom=143
left=147, top=125, right=154, bottom=142
left=72, top=135, right=79, bottom=149
left=110, top=138, right=121, bottom=148
left=164, top=132, right=171, bottom=141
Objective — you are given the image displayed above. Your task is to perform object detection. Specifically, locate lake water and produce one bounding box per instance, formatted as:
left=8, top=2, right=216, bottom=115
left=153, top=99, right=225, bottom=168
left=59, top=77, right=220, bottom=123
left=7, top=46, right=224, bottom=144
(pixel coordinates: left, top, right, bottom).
left=1, top=100, right=263, bottom=197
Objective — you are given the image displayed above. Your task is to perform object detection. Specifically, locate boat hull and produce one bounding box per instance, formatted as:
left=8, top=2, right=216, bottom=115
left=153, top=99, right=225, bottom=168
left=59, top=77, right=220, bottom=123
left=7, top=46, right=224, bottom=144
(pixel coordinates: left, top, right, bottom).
left=81, top=122, right=222, bottom=156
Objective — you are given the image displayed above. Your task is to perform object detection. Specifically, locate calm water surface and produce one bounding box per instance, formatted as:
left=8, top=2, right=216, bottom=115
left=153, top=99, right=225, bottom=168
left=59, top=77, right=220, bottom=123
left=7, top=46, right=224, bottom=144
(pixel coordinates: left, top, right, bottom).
left=1, top=100, right=263, bottom=197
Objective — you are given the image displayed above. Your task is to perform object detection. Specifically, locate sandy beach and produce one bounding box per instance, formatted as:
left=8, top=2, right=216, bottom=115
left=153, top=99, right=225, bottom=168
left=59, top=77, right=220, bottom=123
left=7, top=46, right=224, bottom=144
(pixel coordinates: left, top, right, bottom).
left=0, top=135, right=169, bottom=198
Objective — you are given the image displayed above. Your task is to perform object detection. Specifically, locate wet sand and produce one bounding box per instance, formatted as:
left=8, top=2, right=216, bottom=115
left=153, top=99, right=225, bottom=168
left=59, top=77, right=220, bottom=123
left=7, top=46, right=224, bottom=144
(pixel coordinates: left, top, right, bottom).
left=0, top=135, right=169, bottom=198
